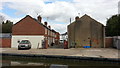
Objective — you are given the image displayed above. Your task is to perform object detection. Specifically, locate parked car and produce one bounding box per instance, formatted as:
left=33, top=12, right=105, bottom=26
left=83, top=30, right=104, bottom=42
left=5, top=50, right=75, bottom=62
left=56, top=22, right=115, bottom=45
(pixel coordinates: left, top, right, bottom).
left=18, top=40, right=31, bottom=50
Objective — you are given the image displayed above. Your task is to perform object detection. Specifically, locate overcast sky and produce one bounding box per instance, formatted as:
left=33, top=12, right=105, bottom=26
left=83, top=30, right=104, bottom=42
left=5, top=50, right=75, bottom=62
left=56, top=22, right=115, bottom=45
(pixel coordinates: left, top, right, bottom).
left=0, top=0, right=119, bottom=34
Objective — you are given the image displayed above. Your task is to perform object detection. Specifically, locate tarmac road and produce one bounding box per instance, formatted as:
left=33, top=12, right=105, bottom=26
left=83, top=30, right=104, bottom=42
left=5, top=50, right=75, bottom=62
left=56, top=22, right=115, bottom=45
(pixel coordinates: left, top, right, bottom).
left=1, top=48, right=120, bottom=59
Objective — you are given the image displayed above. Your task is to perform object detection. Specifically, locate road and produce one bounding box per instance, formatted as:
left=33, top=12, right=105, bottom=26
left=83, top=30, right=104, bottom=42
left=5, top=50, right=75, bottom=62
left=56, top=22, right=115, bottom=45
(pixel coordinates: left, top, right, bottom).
left=1, top=48, right=120, bottom=58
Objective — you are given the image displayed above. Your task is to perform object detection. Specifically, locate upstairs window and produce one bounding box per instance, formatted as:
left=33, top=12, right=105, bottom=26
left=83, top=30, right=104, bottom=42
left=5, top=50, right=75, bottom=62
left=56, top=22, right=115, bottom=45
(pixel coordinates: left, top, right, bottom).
left=45, top=29, right=47, bottom=34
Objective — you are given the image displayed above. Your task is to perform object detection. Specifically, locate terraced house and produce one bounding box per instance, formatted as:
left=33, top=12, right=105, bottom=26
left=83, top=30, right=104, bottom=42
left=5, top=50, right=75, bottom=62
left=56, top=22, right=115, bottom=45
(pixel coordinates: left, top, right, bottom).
left=68, top=14, right=105, bottom=48
left=12, top=15, right=60, bottom=49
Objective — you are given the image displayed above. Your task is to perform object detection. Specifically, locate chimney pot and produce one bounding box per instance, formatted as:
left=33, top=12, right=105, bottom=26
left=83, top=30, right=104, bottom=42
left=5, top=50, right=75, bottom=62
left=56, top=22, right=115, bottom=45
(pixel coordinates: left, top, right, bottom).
left=75, top=16, right=79, bottom=21
left=44, top=22, right=47, bottom=26
left=48, top=25, right=51, bottom=29
left=37, top=15, right=42, bottom=22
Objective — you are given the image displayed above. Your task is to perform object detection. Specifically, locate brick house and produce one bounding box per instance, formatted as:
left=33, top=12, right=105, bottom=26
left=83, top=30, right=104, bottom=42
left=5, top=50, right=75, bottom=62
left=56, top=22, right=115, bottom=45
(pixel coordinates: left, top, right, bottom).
left=12, top=15, right=59, bottom=49
left=68, top=14, right=105, bottom=48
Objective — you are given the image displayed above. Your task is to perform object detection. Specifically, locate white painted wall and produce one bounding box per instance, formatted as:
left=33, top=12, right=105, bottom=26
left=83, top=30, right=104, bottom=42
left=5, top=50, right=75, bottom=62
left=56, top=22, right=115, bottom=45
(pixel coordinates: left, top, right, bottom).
left=12, top=35, right=44, bottom=48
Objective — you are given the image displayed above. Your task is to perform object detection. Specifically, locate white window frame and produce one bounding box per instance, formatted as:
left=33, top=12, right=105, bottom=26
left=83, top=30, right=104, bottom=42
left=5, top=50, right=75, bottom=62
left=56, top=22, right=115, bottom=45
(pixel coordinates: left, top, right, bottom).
left=45, top=29, right=47, bottom=34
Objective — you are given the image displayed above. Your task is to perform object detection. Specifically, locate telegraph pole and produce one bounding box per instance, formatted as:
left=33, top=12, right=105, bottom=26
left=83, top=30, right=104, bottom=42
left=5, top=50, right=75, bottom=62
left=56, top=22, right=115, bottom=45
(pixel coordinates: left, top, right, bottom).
left=78, top=13, right=80, bottom=17
left=70, top=18, right=71, bottom=24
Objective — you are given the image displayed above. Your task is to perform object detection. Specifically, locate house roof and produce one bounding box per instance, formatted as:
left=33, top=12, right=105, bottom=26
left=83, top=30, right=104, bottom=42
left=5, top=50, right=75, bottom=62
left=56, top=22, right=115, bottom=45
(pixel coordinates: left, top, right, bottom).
left=79, top=14, right=104, bottom=26
left=33, top=18, right=51, bottom=31
left=69, top=14, right=104, bottom=26
left=61, top=32, right=67, bottom=35
left=14, top=15, right=59, bottom=33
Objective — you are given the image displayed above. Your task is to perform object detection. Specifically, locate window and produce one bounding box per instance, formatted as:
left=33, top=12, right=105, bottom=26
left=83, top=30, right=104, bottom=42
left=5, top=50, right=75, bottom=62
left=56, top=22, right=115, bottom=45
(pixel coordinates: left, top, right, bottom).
left=45, top=29, right=47, bottom=34
left=48, top=30, right=50, bottom=35
left=53, top=33, right=54, bottom=37
left=55, top=34, right=56, bottom=37
left=49, top=31, right=51, bottom=36
left=20, top=40, right=30, bottom=44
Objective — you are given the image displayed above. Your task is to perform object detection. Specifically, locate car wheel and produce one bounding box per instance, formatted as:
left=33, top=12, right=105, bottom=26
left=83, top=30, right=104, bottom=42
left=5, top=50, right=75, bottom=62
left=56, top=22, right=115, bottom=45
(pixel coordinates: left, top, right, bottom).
left=29, top=47, right=31, bottom=49
left=18, top=48, right=21, bottom=50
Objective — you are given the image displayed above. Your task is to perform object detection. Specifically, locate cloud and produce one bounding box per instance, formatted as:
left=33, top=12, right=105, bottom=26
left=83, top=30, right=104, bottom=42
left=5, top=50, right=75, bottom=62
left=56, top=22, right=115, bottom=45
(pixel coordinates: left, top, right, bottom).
left=118, top=1, right=120, bottom=14
left=0, top=12, right=21, bottom=23
left=3, top=1, right=78, bottom=23
left=42, top=1, right=78, bottom=22
left=50, top=23, right=67, bottom=34
left=1, top=0, right=78, bottom=33
left=1, top=0, right=119, bottom=33
left=73, top=0, right=119, bottom=25
left=0, top=2, right=2, bottom=10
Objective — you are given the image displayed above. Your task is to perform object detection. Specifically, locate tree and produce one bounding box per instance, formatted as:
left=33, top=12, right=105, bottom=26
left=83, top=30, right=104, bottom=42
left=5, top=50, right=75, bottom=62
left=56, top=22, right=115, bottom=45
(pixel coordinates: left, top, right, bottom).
left=2, top=20, right=13, bottom=33
left=0, top=15, right=4, bottom=24
left=0, top=15, right=5, bottom=33
left=106, top=14, right=120, bottom=36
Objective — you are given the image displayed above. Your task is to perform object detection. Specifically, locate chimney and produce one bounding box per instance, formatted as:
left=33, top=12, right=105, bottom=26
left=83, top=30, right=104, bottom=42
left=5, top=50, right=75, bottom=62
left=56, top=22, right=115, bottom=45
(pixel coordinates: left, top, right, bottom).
left=48, top=25, right=51, bottom=29
left=44, top=22, right=47, bottom=26
left=37, top=15, right=42, bottom=22
left=75, top=16, right=79, bottom=21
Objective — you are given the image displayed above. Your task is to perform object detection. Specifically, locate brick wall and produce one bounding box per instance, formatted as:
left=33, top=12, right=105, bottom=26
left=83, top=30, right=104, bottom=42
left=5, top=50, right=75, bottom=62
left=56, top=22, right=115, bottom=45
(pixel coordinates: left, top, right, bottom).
left=105, top=37, right=113, bottom=48
left=68, top=15, right=104, bottom=48
left=0, top=38, right=11, bottom=48
left=12, top=15, right=45, bottom=35
left=55, top=32, right=60, bottom=45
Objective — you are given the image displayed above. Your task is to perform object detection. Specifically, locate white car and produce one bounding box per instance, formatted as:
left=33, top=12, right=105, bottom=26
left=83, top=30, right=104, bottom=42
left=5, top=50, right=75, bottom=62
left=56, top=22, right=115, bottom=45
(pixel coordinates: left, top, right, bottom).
left=18, top=40, right=31, bottom=50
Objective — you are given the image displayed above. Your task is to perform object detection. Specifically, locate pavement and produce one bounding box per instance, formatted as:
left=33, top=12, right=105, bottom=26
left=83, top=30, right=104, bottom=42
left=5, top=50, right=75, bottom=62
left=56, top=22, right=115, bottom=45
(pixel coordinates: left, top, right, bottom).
left=1, top=48, right=120, bottom=59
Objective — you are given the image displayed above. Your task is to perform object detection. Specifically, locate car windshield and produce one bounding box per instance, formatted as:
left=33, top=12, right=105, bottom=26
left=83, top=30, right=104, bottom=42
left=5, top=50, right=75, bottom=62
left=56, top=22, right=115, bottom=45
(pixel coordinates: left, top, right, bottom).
left=20, top=40, right=30, bottom=44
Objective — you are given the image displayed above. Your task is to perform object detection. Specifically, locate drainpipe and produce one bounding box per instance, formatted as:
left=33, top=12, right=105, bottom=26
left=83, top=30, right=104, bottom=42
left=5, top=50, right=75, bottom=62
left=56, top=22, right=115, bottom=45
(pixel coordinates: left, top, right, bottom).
left=90, top=22, right=92, bottom=47
left=103, top=26, right=105, bottom=48
left=74, top=24, right=75, bottom=48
